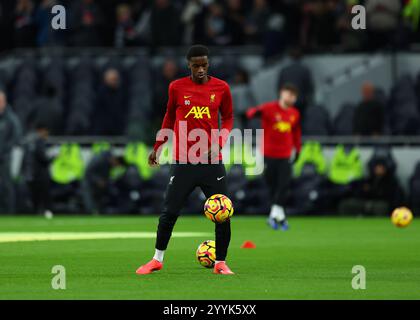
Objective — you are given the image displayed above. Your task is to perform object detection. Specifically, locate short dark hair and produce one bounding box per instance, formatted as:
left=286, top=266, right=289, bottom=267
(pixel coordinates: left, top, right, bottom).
left=186, top=45, right=209, bottom=60
left=281, top=83, right=299, bottom=96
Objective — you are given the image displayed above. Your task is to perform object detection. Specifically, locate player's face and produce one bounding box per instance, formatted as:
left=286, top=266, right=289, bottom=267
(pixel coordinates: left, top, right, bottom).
left=279, top=89, right=297, bottom=107
left=188, top=56, right=209, bottom=83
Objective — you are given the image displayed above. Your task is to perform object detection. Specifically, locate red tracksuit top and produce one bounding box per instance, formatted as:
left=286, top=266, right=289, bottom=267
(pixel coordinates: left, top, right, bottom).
left=246, top=101, right=301, bottom=159
left=153, top=76, right=234, bottom=163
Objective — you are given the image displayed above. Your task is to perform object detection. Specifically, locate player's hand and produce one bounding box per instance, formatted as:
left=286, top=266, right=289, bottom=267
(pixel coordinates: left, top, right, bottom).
left=148, top=150, right=159, bottom=167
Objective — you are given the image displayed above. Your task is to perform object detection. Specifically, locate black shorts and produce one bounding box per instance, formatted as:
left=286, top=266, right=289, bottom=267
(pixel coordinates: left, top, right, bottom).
left=162, top=162, right=228, bottom=215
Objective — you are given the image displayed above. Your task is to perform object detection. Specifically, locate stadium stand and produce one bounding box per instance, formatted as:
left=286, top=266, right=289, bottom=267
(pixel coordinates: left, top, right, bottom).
left=1, top=1, right=420, bottom=215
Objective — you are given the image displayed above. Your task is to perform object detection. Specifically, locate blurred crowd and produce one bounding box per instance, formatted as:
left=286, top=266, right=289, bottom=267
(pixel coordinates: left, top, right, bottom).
left=1, top=0, right=419, bottom=55
left=2, top=48, right=420, bottom=141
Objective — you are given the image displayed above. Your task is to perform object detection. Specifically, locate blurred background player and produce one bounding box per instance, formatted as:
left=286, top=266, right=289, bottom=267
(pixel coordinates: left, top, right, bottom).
left=81, top=151, right=127, bottom=215
left=136, top=45, right=234, bottom=275
left=245, top=84, right=301, bottom=230
left=0, top=90, right=22, bottom=214
left=21, top=121, right=53, bottom=218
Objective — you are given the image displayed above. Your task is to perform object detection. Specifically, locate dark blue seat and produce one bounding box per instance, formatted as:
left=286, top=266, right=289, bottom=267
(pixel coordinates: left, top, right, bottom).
left=333, top=103, right=355, bottom=135
left=303, top=105, right=331, bottom=136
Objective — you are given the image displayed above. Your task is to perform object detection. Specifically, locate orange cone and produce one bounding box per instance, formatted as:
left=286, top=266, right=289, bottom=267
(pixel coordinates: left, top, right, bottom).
left=241, top=240, right=256, bottom=249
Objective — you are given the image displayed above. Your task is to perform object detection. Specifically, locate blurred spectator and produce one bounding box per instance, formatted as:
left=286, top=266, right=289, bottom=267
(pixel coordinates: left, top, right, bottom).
left=69, top=0, right=104, bottom=47
left=263, top=12, right=287, bottom=57
left=244, top=0, right=270, bottom=44
left=114, top=3, right=143, bottom=48
left=92, top=68, right=127, bottom=136
left=226, top=0, right=245, bottom=45
left=21, top=121, right=52, bottom=216
left=300, top=0, right=340, bottom=52
left=34, top=0, right=63, bottom=47
left=338, top=156, right=402, bottom=216
left=336, top=0, right=366, bottom=52
left=365, top=0, right=401, bottom=50
left=205, top=2, right=232, bottom=45
left=81, top=151, right=127, bottom=214
left=277, top=48, right=314, bottom=115
left=14, top=0, right=36, bottom=47
left=353, top=82, right=385, bottom=136
left=0, top=1, right=15, bottom=52
left=152, top=59, right=180, bottom=130
left=133, top=1, right=152, bottom=46
left=151, top=0, right=181, bottom=47
left=0, top=0, right=418, bottom=51
left=181, top=0, right=206, bottom=44
left=0, top=91, right=22, bottom=214
left=31, top=84, right=63, bottom=135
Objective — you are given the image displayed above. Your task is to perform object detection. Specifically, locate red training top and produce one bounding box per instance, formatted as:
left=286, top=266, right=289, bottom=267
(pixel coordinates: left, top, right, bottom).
left=246, top=101, right=301, bottom=159
left=153, top=76, right=234, bottom=162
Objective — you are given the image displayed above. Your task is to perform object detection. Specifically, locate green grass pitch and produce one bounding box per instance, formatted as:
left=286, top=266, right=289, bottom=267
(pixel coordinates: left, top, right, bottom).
left=0, top=215, right=419, bottom=300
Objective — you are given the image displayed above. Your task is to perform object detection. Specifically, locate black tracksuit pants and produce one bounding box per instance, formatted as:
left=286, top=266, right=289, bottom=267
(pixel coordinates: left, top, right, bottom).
left=263, top=157, right=292, bottom=207
left=155, top=163, right=231, bottom=261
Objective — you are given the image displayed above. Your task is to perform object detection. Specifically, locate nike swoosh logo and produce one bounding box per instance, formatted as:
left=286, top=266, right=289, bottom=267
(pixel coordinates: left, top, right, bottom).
left=217, top=176, right=225, bottom=181
left=184, top=95, right=192, bottom=99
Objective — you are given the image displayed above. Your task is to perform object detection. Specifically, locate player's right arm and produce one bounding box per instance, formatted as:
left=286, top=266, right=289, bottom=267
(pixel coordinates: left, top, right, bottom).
left=148, top=82, right=177, bottom=166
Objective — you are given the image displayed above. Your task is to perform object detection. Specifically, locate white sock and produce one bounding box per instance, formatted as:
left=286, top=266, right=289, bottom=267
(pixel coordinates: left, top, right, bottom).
left=215, top=260, right=224, bottom=265
left=269, top=205, right=286, bottom=222
left=153, top=249, right=165, bottom=263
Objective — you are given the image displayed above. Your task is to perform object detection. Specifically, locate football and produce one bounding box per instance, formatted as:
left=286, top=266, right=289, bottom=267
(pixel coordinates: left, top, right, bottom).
left=391, top=207, right=413, bottom=228
left=204, top=194, right=234, bottom=223
left=196, top=240, right=216, bottom=268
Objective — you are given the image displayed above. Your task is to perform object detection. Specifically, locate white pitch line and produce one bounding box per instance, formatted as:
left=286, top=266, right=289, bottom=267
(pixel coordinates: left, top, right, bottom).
left=0, top=232, right=211, bottom=243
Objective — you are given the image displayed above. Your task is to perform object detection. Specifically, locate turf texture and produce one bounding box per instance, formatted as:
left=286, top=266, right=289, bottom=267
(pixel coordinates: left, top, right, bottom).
left=0, top=215, right=419, bottom=300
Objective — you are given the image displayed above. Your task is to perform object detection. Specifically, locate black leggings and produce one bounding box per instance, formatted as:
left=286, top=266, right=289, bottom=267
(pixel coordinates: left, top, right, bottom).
left=155, top=163, right=231, bottom=261
left=263, top=157, right=292, bottom=207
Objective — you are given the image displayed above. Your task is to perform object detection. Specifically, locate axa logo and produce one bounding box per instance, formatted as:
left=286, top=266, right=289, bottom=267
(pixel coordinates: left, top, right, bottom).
left=185, top=106, right=211, bottom=119
left=273, top=121, right=291, bottom=133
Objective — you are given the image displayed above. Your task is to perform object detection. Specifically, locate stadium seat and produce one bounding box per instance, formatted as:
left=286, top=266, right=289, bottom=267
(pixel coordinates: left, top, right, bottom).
left=388, top=74, right=420, bottom=135
left=289, top=163, right=329, bottom=215
left=66, top=111, right=91, bottom=135
left=302, top=105, right=331, bottom=136
left=333, top=103, right=355, bottom=135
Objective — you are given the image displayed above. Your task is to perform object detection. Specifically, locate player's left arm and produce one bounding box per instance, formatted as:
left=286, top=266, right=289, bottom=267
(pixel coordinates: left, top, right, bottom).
left=207, top=84, right=234, bottom=159
left=292, top=110, right=302, bottom=163
left=218, top=83, right=234, bottom=150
